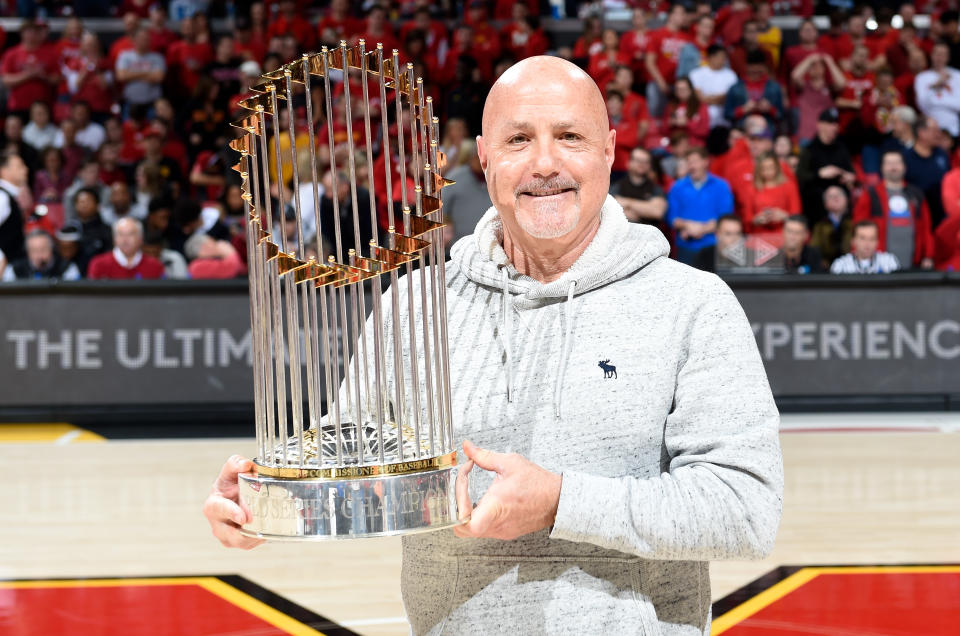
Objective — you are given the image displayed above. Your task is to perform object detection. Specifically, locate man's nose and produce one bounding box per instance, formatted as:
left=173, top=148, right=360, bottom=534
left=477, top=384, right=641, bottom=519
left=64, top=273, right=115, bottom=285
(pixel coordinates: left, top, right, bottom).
left=531, top=136, right=561, bottom=178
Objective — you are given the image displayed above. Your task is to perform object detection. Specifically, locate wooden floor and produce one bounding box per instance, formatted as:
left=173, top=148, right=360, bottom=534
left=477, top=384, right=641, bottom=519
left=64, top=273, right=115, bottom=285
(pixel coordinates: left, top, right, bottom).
left=3, top=413, right=959, bottom=635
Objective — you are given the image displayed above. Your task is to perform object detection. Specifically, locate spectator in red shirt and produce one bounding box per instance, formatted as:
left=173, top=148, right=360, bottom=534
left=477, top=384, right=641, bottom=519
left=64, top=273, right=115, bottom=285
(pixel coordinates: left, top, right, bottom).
left=462, top=1, right=500, bottom=79
left=266, top=0, right=315, bottom=52
left=729, top=20, right=775, bottom=79
left=853, top=150, right=934, bottom=268
left=610, top=65, right=650, bottom=125
left=88, top=217, right=164, bottom=279
left=503, top=13, right=549, bottom=62
left=715, top=0, right=753, bottom=47
left=1, top=19, right=59, bottom=120
left=165, top=15, right=214, bottom=102
left=895, top=46, right=928, bottom=109
left=588, top=30, right=628, bottom=90
left=782, top=19, right=821, bottom=86
left=317, top=0, right=360, bottom=45
left=572, top=16, right=604, bottom=61
left=64, top=32, right=114, bottom=119
left=663, top=77, right=711, bottom=148
left=933, top=210, right=960, bottom=270
left=108, top=13, right=140, bottom=70
left=645, top=3, right=690, bottom=117
left=607, top=91, right=641, bottom=178
left=54, top=17, right=84, bottom=75
left=148, top=4, right=178, bottom=53
left=791, top=52, right=846, bottom=144
left=401, top=7, right=449, bottom=60
left=618, top=8, right=650, bottom=79
left=836, top=45, right=875, bottom=155
left=742, top=151, right=802, bottom=233
left=185, top=232, right=245, bottom=279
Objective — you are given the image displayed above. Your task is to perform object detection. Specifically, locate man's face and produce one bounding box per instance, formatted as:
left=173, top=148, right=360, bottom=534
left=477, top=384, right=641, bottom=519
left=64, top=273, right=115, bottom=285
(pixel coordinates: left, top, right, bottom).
left=918, top=118, right=940, bottom=145
left=135, top=29, right=150, bottom=52
left=627, top=149, right=650, bottom=180
left=27, top=235, right=53, bottom=270
left=110, top=183, right=132, bottom=211
left=0, top=155, right=27, bottom=186
left=72, top=104, right=90, bottom=126
left=477, top=59, right=615, bottom=242
left=58, top=238, right=78, bottom=261
left=4, top=117, right=22, bottom=141
left=30, top=103, right=49, bottom=126
left=606, top=95, right=623, bottom=119
left=147, top=208, right=170, bottom=231
left=687, top=152, right=707, bottom=178
left=799, top=22, right=817, bottom=44
left=782, top=221, right=807, bottom=252
left=882, top=153, right=905, bottom=182
left=708, top=50, right=726, bottom=70
left=748, top=134, right=772, bottom=158
left=742, top=23, right=759, bottom=44
left=75, top=192, right=98, bottom=219
left=716, top=220, right=743, bottom=250
left=852, top=226, right=879, bottom=260
left=696, top=17, right=714, bottom=41
left=817, top=121, right=838, bottom=144
left=667, top=6, right=686, bottom=29
left=823, top=187, right=847, bottom=214
left=115, top=220, right=142, bottom=256
left=747, top=62, right=765, bottom=80
left=851, top=47, right=869, bottom=70
left=932, top=45, right=949, bottom=68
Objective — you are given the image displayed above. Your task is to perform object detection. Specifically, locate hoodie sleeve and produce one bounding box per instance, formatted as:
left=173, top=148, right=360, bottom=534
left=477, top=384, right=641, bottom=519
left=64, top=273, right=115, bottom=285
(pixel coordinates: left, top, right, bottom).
left=549, top=277, right=784, bottom=561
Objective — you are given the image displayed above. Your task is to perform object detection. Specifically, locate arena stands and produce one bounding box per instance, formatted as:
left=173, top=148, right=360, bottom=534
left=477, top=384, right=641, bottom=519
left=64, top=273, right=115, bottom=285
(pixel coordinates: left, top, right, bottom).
left=0, top=1, right=959, bottom=281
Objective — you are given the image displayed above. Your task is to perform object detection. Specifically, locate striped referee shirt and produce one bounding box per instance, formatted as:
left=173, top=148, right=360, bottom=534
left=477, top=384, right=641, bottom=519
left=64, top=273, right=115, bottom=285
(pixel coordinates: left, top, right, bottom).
left=830, top=251, right=901, bottom=274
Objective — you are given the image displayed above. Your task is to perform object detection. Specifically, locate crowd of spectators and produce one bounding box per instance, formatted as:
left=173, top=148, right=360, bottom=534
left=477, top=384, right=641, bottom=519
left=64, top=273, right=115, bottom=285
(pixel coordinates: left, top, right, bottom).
left=0, top=0, right=959, bottom=283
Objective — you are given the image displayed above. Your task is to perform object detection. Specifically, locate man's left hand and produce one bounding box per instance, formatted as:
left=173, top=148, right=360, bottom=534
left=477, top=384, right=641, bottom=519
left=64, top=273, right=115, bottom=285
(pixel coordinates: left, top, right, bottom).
left=453, top=440, right=562, bottom=540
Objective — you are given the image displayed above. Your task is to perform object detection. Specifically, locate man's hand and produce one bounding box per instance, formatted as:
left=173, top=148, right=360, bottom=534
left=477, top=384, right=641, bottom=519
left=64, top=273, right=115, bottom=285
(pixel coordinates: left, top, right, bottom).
left=202, top=455, right=265, bottom=550
left=921, top=257, right=934, bottom=269
left=453, top=440, right=562, bottom=541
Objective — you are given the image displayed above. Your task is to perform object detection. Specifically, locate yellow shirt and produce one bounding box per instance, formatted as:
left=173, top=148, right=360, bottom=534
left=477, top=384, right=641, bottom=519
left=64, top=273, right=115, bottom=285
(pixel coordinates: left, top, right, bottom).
left=756, top=25, right=782, bottom=69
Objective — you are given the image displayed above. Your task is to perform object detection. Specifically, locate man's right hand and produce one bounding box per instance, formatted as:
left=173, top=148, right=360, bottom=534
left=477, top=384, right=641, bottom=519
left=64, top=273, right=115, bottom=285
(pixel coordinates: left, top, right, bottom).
left=203, top=455, right=265, bottom=550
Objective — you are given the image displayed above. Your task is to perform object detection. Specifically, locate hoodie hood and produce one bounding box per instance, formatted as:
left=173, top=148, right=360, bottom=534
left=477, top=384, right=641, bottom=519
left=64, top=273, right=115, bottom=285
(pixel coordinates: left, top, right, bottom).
left=450, top=194, right=670, bottom=309
left=448, top=194, right=670, bottom=415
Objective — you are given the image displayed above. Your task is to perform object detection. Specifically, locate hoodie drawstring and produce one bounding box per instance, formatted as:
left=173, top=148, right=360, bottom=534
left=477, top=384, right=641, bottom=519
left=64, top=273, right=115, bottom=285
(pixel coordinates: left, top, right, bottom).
left=501, top=267, right=514, bottom=402
left=554, top=281, right=577, bottom=418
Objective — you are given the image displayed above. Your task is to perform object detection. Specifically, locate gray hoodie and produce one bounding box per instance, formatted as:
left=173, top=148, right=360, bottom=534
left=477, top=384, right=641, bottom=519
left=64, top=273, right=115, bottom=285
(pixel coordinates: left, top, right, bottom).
left=385, top=195, right=782, bottom=635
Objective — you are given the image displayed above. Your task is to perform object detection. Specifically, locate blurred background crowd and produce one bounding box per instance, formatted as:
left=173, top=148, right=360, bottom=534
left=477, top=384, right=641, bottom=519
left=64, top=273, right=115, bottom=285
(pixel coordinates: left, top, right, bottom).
left=0, top=0, right=959, bottom=282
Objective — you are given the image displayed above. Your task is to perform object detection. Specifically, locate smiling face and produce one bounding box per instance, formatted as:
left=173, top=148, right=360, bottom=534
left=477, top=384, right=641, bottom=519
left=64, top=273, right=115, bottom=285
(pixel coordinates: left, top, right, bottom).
left=477, top=57, right=614, bottom=242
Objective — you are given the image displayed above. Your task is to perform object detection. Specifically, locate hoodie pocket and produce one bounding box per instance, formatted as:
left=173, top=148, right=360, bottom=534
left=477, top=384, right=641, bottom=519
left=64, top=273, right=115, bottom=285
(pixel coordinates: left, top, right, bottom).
left=441, top=555, right=662, bottom=635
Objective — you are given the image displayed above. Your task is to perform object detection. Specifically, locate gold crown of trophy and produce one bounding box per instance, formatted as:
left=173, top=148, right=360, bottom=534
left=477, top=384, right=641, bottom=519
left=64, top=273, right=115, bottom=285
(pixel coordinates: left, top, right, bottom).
left=228, top=41, right=462, bottom=539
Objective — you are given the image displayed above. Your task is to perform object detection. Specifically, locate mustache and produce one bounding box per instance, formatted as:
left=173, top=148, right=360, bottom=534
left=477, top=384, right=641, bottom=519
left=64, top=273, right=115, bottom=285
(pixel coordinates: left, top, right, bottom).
left=514, top=176, right=580, bottom=197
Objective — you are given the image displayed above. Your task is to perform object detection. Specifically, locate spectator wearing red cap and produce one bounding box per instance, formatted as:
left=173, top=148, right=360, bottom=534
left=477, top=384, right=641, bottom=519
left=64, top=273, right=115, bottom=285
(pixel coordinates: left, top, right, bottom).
left=88, top=217, right=164, bottom=279
left=644, top=3, right=690, bottom=117
left=618, top=8, right=650, bottom=79
left=1, top=19, right=59, bottom=120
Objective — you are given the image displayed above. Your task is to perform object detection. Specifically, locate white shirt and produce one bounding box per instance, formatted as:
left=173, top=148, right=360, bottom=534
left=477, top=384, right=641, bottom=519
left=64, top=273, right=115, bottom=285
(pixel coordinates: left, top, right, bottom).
left=914, top=67, right=960, bottom=136
left=0, top=178, right=21, bottom=226
left=689, top=65, right=739, bottom=128
left=830, top=251, right=901, bottom=274
left=22, top=122, right=59, bottom=152
left=112, top=247, right=143, bottom=269
left=54, top=121, right=107, bottom=153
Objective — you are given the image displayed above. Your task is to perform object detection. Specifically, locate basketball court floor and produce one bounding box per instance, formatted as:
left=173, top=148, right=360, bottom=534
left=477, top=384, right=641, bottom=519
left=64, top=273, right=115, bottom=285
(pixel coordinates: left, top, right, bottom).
left=3, top=412, right=959, bottom=635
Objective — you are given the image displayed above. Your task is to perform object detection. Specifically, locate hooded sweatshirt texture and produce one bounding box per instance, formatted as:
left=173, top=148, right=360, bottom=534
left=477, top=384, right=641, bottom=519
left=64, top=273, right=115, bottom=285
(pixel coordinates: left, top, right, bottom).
left=376, top=196, right=783, bottom=634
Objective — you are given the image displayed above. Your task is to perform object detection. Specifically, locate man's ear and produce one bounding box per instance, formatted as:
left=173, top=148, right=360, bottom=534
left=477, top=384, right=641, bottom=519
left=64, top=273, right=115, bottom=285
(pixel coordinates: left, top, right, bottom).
left=476, top=135, right=487, bottom=174
left=605, top=128, right=616, bottom=170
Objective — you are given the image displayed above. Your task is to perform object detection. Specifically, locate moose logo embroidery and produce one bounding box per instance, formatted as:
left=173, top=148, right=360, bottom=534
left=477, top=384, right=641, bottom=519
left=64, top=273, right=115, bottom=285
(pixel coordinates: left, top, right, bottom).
left=598, top=359, right=617, bottom=379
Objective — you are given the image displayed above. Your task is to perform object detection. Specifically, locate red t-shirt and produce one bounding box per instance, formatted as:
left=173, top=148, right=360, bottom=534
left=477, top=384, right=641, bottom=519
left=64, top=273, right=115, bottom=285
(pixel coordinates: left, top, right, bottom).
left=165, top=40, right=213, bottom=95
left=839, top=71, right=875, bottom=129
left=610, top=115, right=640, bottom=173
left=188, top=250, right=245, bottom=279
left=644, top=27, right=691, bottom=85
left=149, top=28, right=179, bottom=53
left=316, top=15, right=361, bottom=43
left=108, top=36, right=134, bottom=70
left=618, top=29, right=650, bottom=78
left=503, top=27, right=549, bottom=62
left=72, top=58, right=114, bottom=114
left=818, top=33, right=854, bottom=62
left=267, top=14, right=316, bottom=50
left=742, top=180, right=801, bottom=231
left=87, top=251, right=165, bottom=279
left=588, top=51, right=629, bottom=91
left=0, top=44, right=58, bottom=112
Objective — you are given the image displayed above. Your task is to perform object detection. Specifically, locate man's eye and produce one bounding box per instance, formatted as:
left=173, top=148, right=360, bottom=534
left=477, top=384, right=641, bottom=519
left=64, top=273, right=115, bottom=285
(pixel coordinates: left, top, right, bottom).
left=561, top=133, right=580, bottom=141
left=508, top=135, right=528, bottom=144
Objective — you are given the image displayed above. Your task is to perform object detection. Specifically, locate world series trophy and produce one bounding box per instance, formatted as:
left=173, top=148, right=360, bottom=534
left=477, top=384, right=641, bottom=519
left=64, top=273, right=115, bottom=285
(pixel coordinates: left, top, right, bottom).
left=228, top=41, right=462, bottom=539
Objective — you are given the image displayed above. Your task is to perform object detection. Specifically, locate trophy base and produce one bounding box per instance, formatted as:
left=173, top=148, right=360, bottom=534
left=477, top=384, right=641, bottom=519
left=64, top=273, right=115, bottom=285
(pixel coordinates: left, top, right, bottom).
left=238, top=463, right=464, bottom=540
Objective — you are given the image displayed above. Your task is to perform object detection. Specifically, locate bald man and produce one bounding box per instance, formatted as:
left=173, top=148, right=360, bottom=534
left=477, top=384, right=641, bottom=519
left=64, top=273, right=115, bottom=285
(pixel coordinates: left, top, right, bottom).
left=205, top=56, right=783, bottom=634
